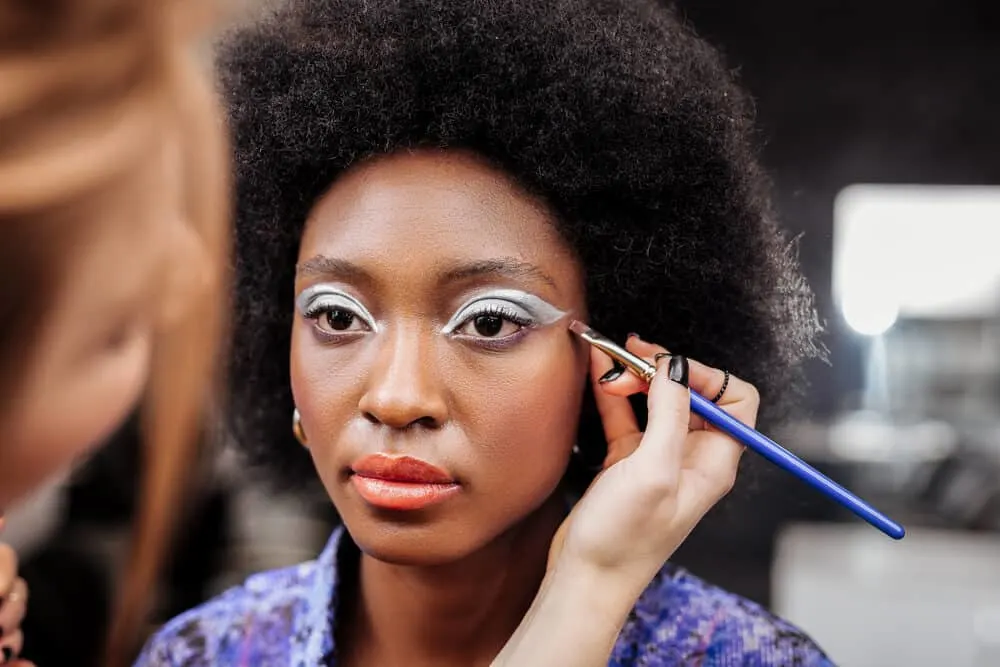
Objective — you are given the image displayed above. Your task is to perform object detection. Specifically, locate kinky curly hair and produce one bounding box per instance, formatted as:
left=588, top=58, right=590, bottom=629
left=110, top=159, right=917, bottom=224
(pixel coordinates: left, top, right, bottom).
left=218, top=0, right=824, bottom=492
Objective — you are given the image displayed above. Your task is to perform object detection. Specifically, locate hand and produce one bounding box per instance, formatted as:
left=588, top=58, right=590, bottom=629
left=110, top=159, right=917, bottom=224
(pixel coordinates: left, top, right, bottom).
left=548, top=334, right=758, bottom=586
left=0, top=519, right=33, bottom=667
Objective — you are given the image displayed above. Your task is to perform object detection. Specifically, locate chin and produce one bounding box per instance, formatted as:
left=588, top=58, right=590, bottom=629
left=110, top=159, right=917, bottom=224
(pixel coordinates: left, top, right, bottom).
left=343, top=513, right=492, bottom=567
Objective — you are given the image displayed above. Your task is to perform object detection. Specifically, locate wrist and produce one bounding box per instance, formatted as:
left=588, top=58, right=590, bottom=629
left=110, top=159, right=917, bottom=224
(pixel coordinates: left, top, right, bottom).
left=493, top=559, right=646, bottom=667
left=547, top=553, right=654, bottom=614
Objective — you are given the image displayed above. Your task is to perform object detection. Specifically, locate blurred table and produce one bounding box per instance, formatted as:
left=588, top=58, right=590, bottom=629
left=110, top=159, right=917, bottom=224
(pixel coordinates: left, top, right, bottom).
left=773, top=523, right=1000, bottom=667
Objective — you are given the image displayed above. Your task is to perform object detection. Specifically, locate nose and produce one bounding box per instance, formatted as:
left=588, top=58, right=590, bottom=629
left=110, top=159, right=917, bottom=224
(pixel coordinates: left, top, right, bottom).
left=357, top=325, right=449, bottom=430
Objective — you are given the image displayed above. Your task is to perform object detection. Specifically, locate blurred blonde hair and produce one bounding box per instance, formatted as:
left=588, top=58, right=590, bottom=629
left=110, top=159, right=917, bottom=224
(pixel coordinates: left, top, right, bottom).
left=0, top=1, right=231, bottom=663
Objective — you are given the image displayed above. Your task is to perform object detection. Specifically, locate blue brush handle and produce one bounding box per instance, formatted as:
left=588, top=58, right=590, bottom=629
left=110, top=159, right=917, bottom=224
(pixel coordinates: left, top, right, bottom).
left=689, top=391, right=906, bottom=540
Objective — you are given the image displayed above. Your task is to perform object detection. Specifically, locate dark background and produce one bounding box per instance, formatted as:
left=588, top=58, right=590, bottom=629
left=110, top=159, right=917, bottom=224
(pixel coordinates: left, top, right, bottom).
left=659, top=0, right=1000, bottom=604
left=679, top=0, right=1000, bottom=416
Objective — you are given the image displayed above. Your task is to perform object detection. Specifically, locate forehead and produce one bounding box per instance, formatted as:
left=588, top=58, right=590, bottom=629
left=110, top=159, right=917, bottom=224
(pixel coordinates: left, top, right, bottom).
left=300, top=151, right=581, bottom=292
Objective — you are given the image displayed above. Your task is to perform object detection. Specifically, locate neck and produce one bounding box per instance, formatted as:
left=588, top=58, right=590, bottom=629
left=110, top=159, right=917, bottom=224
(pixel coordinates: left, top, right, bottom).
left=342, top=494, right=566, bottom=667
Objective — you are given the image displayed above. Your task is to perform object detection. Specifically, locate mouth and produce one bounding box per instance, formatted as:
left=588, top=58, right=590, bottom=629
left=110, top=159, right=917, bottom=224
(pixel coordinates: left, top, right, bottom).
left=349, top=454, right=460, bottom=511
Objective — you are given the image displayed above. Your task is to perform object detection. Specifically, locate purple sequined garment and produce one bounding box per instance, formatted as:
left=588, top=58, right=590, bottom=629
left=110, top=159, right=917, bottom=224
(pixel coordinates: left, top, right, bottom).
left=135, top=527, right=834, bottom=666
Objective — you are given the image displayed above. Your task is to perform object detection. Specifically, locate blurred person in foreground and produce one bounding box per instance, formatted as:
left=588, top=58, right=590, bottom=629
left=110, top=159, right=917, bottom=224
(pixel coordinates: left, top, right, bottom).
left=0, top=1, right=231, bottom=663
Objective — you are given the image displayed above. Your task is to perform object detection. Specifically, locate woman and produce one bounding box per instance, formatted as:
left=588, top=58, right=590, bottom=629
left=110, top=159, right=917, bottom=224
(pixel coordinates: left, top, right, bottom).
left=137, top=0, right=829, bottom=664
left=0, top=1, right=231, bottom=663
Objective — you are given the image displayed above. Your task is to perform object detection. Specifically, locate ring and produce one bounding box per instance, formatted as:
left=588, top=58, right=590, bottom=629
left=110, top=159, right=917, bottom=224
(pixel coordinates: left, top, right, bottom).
left=710, top=369, right=730, bottom=403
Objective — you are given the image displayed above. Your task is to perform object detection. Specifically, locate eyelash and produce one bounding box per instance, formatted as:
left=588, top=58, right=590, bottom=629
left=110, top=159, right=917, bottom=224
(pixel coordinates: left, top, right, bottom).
left=303, top=300, right=373, bottom=342
left=452, top=303, right=536, bottom=350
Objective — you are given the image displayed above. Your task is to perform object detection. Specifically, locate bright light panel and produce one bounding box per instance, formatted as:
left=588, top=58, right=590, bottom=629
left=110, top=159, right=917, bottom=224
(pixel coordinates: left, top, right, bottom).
left=833, top=184, right=1000, bottom=334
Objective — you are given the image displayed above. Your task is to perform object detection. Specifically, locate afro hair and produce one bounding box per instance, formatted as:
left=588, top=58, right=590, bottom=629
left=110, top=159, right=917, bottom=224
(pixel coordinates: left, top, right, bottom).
left=217, top=0, right=824, bottom=491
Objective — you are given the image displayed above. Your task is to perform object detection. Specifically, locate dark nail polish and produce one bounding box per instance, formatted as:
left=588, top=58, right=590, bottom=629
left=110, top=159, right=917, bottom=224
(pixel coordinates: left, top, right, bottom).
left=598, top=362, right=626, bottom=384
left=653, top=352, right=672, bottom=363
left=627, top=332, right=640, bottom=340
left=667, top=355, right=689, bottom=387
left=2, top=646, right=12, bottom=662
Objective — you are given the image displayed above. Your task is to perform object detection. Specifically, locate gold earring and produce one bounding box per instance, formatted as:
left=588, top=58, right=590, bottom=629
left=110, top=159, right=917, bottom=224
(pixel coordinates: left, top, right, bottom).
left=292, top=408, right=308, bottom=445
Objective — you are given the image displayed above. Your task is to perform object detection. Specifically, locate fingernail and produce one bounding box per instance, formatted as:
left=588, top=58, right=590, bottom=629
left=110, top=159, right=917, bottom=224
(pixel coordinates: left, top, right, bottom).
left=668, top=355, right=689, bottom=387
left=627, top=332, right=640, bottom=340
left=2, top=646, right=12, bottom=662
left=653, top=352, right=672, bottom=363
left=598, top=361, right=626, bottom=384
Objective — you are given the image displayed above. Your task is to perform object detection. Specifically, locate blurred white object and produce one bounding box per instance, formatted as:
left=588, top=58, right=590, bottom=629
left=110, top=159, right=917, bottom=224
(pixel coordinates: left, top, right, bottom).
left=774, top=523, right=1000, bottom=667
left=833, top=184, right=1000, bottom=332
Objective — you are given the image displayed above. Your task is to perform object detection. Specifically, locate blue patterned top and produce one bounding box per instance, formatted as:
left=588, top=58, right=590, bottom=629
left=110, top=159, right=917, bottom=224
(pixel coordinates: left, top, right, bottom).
left=135, top=527, right=834, bottom=666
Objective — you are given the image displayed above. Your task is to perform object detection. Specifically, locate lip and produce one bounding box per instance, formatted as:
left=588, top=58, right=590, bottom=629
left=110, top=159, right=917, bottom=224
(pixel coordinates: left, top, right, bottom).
left=350, top=454, right=460, bottom=511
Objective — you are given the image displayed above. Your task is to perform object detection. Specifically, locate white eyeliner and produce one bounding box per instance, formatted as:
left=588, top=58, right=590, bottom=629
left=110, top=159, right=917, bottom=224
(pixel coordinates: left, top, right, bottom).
left=442, top=289, right=569, bottom=334
left=295, top=285, right=378, bottom=332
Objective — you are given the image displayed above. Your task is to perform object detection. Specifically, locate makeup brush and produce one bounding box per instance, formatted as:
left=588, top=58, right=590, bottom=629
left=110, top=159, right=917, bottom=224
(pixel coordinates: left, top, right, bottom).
left=570, top=320, right=905, bottom=540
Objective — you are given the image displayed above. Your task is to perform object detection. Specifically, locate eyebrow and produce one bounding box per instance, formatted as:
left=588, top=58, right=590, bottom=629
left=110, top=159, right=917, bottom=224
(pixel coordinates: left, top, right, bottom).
left=296, top=255, right=371, bottom=282
left=441, top=258, right=557, bottom=289
left=296, top=255, right=557, bottom=289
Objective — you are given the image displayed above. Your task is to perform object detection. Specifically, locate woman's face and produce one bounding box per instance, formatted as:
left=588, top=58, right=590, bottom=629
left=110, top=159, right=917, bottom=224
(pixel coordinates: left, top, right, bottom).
left=0, top=142, right=200, bottom=512
left=291, top=150, right=589, bottom=565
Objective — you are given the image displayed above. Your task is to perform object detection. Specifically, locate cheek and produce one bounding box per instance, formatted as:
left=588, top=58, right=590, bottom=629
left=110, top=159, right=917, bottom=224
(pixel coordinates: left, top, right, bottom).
left=464, top=334, right=587, bottom=492
left=289, top=324, right=357, bottom=443
left=0, top=334, right=151, bottom=509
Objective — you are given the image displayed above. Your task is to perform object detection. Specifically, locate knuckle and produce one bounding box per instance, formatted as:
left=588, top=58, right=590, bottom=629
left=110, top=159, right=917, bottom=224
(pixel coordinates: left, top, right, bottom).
left=628, top=462, right=679, bottom=501
left=718, top=469, right=738, bottom=496
left=713, top=461, right=740, bottom=497
left=741, top=381, right=760, bottom=407
left=641, top=476, right=679, bottom=504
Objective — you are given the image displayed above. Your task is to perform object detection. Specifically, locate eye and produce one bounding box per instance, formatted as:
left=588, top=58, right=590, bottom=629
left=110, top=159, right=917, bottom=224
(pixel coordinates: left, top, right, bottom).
left=296, top=287, right=376, bottom=338
left=451, top=302, right=536, bottom=342
left=313, top=306, right=367, bottom=334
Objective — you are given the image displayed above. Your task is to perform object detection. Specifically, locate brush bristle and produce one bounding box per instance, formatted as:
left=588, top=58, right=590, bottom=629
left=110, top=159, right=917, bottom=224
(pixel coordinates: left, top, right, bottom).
left=568, top=320, right=590, bottom=335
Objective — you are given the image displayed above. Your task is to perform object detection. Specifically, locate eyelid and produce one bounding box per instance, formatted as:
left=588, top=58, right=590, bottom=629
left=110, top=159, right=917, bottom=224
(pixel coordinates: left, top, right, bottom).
left=442, top=289, right=566, bottom=334
left=295, top=285, right=378, bottom=331
left=443, top=297, right=534, bottom=334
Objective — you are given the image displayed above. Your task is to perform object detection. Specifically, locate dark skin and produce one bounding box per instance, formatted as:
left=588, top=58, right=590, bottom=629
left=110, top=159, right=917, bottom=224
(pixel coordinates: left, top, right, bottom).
left=290, top=150, right=590, bottom=667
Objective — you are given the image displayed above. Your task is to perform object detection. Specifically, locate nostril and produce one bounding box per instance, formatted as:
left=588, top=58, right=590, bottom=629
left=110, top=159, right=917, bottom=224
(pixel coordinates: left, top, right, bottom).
left=413, top=416, right=439, bottom=429
left=362, top=412, right=440, bottom=429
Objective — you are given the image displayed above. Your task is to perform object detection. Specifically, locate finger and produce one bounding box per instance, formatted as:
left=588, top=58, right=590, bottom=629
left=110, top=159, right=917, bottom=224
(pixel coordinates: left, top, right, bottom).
left=590, top=348, right=640, bottom=452
left=610, top=335, right=707, bottom=430
left=594, top=333, right=671, bottom=397
left=0, top=579, right=27, bottom=636
left=625, top=337, right=759, bottom=429
left=0, top=547, right=16, bottom=600
left=594, top=335, right=655, bottom=397
left=629, top=354, right=691, bottom=488
left=688, top=365, right=760, bottom=430
left=0, top=629, right=22, bottom=664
